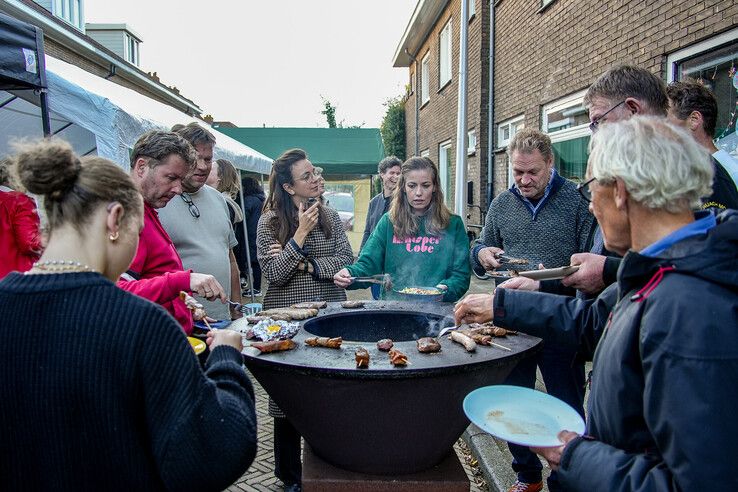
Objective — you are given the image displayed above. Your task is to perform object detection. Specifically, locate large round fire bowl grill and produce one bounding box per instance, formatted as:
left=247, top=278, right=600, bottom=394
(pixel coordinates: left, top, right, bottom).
left=242, top=301, right=541, bottom=475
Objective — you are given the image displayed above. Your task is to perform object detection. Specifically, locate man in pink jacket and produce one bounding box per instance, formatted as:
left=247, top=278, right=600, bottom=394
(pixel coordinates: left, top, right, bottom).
left=117, top=130, right=227, bottom=334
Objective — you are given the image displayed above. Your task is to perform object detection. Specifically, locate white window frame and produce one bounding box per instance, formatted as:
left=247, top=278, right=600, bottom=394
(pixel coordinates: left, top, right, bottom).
left=467, top=129, right=477, bottom=156
left=439, top=140, right=453, bottom=209
left=125, top=34, right=140, bottom=66
left=420, top=149, right=430, bottom=158
left=439, top=19, right=452, bottom=89
left=54, top=0, right=82, bottom=29
left=541, top=89, right=589, bottom=143
left=667, top=27, right=738, bottom=82
left=468, top=0, right=476, bottom=20
left=497, top=115, right=524, bottom=149
left=421, top=52, right=430, bottom=106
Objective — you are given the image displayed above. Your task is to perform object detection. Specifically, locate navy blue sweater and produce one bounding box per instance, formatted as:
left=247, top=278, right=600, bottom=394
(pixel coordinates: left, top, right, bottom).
left=0, top=272, right=257, bottom=491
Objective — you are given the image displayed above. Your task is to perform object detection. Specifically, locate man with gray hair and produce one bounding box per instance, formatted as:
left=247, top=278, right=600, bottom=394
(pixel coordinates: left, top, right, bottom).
left=158, top=123, right=242, bottom=321
left=470, top=128, right=594, bottom=492
left=118, top=130, right=227, bottom=334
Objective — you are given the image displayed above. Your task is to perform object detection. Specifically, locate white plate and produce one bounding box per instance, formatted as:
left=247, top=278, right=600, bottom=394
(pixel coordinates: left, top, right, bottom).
left=517, top=265, right=580, bottom=281
left=463, top=385, right=585, bottom=447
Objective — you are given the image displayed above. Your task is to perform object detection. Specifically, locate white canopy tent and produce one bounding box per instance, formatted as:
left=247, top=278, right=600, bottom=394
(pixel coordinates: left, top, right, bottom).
left=0, top=55, right=272, bottom=174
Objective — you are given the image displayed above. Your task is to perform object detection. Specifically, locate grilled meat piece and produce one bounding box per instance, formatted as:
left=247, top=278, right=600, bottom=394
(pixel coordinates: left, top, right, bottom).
left=450, top=331, right=477, bottom=352
left=251, top=339, right=297, bottom=353
left=376, top=339, right=394, bottom=351
left=291, top=301, right=327, bottom=310
left=388, top=348, right=408, bottom=366
left=179, top=291, right=207, bottom=321
left=305, top=336, right=343, bottom=349
left=341, top=300, right=365, bottom=309
left=416, top=337, right=441, bottom=353
left=355, top=347, right=370, bottom=368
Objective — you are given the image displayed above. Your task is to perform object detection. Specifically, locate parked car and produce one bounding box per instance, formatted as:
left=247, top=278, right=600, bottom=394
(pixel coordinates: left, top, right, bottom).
left=324, top=191, right=354, bottom=231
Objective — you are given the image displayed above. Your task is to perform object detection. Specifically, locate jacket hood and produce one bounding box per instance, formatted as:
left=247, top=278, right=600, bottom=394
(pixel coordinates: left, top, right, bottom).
left=619, top=210, right=738, bottom=293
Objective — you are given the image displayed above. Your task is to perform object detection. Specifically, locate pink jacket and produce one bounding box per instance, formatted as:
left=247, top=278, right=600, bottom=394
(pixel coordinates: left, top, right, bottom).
left=117, top=202, right=193, bottom=334
left=0, top=190, right=41, bottom=278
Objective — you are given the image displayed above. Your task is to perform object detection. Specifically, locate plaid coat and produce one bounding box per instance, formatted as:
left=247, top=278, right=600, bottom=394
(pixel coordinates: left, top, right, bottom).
left=257, top=206, right=353, bottom=418
left=257, top=207, right=352, bottom=310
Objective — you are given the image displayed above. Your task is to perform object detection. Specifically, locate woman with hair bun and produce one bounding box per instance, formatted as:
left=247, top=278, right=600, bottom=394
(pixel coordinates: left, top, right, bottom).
left=0, top=140, right=257, bottom=491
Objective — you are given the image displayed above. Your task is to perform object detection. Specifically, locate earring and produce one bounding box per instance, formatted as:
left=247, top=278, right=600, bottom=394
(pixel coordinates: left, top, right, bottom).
left=109, top=231, right=119, bottom=242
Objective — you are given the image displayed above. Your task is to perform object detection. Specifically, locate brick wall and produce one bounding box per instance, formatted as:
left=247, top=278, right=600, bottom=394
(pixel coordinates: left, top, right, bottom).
left=404, top=0, right=489, bottom=224
left=404, top=0, right=737, bottom=213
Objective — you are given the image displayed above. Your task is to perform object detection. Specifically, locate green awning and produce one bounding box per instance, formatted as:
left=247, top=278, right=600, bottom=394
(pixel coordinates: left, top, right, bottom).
left=217, top=127, right=385, bottom=175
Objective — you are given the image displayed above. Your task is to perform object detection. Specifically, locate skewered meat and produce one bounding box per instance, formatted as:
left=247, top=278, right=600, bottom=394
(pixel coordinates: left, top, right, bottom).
left=467, top=333, right=493, bottom=346
left=305, top=336, right=342, bottom=348
left=492, top=326, right=516, bottom=337
left=416, top=337, right=441, bottom=353
left=355, top=347, right=370, bottom=368
left=179, top=291, right=206, bottom=321
left=450, top=331, right=477, bottom=352
left=388, top=348, right=408, bottom=366
left=251, top=339, right=297, bottom=353
left=376, top=339, right=394, bottom=351
left=255, top=308, right=318, bottom=320
left=291, top=301, right=327, bottom=309
left=341, top=300, right=365, bottom=309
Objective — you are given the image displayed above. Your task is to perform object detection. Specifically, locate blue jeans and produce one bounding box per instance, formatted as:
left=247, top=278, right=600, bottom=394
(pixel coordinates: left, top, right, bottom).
left=505, top=344, right=585, bottom=491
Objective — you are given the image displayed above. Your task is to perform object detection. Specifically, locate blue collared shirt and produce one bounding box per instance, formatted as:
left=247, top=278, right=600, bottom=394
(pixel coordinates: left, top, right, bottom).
left=640, top=211, right=717, bottom=257
left=511, top=168, right=557, bottom=219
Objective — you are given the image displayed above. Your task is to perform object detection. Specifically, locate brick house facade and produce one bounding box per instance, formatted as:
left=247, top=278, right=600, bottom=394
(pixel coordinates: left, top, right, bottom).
left=395, top=0, right=738, bottom=230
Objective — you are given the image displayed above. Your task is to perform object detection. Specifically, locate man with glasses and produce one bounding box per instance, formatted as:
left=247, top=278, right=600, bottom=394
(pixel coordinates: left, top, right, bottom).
left=469, top=128, right=594, bottom=492
left=118, top=130, right=227, bottom=334
left=159, top=123, right=241, bottom=322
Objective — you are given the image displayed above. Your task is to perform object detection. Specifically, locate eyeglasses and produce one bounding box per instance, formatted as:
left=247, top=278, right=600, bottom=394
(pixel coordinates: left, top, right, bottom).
left=589, top=100, right=626, bottom=133
left=297, top=169, right=322, bottom=182
left=180, top=192, right=200, bottom=218
left=577, top=177, right=597, bottom=202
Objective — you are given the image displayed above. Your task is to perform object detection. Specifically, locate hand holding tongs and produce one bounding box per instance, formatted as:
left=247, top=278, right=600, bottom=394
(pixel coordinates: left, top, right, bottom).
left=494, top=252, right=529, bottom=265
left=348, top=274, right=392, bottom=287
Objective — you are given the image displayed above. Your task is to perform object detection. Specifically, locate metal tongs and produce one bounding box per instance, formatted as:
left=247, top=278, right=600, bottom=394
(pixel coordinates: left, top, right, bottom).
left=349, top=274, right=393, bottom=289
left=494, top=252, right=529, bottom=265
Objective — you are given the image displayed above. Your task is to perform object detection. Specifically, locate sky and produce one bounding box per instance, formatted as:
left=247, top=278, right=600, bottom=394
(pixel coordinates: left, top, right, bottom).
left=84, top=0, right=417, bottom=128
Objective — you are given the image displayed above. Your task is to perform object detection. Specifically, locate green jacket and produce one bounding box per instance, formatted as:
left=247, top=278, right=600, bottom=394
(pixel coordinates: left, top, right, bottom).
left=347, top=213, right=471, bottom=302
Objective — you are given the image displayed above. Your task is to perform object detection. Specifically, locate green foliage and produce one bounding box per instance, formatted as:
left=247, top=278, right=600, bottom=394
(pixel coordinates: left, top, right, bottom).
left=380, top=96, right=406, bottom=161
left=321, top=97, right=337, bottom=128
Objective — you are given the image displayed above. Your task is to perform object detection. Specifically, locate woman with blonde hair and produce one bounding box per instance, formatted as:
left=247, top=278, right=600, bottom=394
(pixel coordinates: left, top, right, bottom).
left=334, top=156, right=470, bottom=301
left=0, top=140, right=257, bottom=491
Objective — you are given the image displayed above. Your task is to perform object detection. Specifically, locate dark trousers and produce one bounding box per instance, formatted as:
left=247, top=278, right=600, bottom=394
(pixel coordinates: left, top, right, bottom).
left=250, top=259, right=262, bottom=291
left=274, top=417, right=302, bottom=485
left=505, top=344, right=585, bottom=491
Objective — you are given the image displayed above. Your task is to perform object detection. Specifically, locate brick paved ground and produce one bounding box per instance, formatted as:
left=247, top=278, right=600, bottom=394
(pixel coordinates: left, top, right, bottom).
left=228, top=276, right=494, bottom=491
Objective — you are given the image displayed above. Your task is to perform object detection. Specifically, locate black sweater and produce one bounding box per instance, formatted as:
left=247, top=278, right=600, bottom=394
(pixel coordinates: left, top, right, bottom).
left=0, top=272, right=257, bottom=491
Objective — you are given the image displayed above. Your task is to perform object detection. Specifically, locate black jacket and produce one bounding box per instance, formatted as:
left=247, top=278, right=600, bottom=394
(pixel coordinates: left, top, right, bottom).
left=557, top=210, right=738, bottom=491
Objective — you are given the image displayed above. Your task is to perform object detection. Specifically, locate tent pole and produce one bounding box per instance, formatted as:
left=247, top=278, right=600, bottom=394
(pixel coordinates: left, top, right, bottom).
left=40, top=90, right=51, bottom=138
left=238, top=176, right=256, bottom=304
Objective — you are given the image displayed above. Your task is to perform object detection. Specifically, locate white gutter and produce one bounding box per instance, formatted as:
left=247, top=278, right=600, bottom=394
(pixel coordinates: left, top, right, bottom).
left=2, top=0, right=201, bottom=115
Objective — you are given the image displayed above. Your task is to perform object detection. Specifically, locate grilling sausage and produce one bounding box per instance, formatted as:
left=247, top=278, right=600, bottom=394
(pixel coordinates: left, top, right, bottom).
left=305, top=336, right=342, bottom=349
left=251, top=339, right=297, bottom=353
left=450, top=331, right=477, bottom=352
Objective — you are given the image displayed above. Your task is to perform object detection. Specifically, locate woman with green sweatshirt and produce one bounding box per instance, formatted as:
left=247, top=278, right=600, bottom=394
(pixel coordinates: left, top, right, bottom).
left=334, top=156, right=470, bottom=302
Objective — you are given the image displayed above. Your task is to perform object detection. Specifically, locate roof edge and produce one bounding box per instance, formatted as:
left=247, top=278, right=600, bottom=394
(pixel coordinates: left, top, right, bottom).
left=392, top=0, right=449, bottom=67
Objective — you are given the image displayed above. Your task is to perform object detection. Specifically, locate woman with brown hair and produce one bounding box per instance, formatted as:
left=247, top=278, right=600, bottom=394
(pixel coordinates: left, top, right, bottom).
left=257, top=148, right=352, bottom=491
left=334, top=156, right=470, bottom=302
left=0, top=140, right=257, bottom=491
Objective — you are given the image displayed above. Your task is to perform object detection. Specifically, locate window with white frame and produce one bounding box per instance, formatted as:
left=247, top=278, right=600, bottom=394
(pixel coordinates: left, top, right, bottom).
left=439, top=19, right=452, bottom=89
left=497, top=115, right=524, bottom=148
left=421, top=52, right=430, bottom=106
left=125, top=34, right=140, bottom=66
left=439, top=140, right=453, bottom=209
left=542, top=90, right=590, bottom=182
left=668, top=28, right=738, bottom=155
left=54, top=0, right=82, bottom=30
left=467, top=129, right=477, bottom=155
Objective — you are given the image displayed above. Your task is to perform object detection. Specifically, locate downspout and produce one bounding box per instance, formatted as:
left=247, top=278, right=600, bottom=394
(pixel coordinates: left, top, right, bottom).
left=486, top=0, right=496, bottom=205
left=405, top=48, right=420, bottom=155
